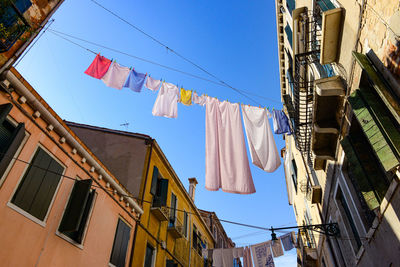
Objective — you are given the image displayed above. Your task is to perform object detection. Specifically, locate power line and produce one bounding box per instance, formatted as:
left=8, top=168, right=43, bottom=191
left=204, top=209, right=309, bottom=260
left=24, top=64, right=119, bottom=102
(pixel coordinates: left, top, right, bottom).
left=45, top=28, right=281, bottom=105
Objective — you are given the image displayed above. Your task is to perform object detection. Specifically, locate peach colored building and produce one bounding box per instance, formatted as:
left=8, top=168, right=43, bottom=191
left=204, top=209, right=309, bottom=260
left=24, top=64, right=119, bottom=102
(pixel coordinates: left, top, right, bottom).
left=0, top=67, right=143, bottom=267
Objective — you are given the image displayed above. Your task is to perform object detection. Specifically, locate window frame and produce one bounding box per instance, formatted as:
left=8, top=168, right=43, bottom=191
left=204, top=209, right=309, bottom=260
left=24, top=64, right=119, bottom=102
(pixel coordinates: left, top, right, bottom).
left=7, top=144, right=65, bottom=227
left=55, top=177, right=97, bottom=249
left=143, top=242, right=156, bottom=267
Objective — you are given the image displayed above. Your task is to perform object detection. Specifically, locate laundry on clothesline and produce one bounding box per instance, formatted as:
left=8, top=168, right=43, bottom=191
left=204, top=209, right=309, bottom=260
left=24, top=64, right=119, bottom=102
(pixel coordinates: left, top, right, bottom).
left=241, top=105, right=281, bottom=172
left=272, top=109, right=291, bottom=134
left=84, top=54, right=112, bottom=79
left=180, top=88, right=192, bottom=106
left=280, top=232, right=295, bottom=251
left=271, top=238, right=284, bottom=258
left=101, top=62, right=130, bottom=90
left=145, top=76, right=161, bottom=91
left=152, top=82, right=179, bottom=118
left=250, top=240, right=275, bottom=267
left=123, top=69, right=147, bottom=92
left=192, top=91, right=206, bottom=106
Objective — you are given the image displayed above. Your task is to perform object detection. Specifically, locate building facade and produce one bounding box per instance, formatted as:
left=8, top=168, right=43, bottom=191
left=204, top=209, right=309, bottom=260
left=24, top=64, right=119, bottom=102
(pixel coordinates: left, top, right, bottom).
left=199, top=209, right=235, bottom=249
left=275, top=0, right=400, bottom=266
left=0, top=68, right=142, bottom=266
left=66, top=122, right=215, bottom=267
left=0, top=0, right=64, bottom=72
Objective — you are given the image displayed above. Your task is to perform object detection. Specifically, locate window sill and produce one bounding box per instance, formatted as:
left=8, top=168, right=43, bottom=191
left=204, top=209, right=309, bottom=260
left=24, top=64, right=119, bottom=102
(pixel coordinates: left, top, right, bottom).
left=55, top=230, right=84, bottom=250
left=7, top=202, right=46, bottom=227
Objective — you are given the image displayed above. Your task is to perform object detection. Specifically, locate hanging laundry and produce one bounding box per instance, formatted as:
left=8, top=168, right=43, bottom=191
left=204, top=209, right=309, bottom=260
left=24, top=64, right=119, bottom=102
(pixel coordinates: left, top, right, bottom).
left=152, top=82, right=179, bottom=118
left=284, top=152, right=294, bottom=205
left=243, top=247, right=253, bottom=267
left=101, top=62, right=130, bottom=90
left=192, top=91, right=206, bottom=106
left=145, top=76, right=162, bottom=91
left=205, top=97, right=255, bottom=194
left=250, top=241, right=274, bottom=267
left=232, top=247, right=244, bottom=258
left=271, top=239, right=284, bottom=257
left=213, top=249, right=223, bottom=267
left=84, top=54, right=112, bottom=79
left=241, top=105, right=281, bottom=172
left=272, top=110, right=291, bottom=134
left=222, top=249, right=234, bottom=267
left=280, top=232, right=295, bottom=251
left=123, top=69, right=147, bottom=92
left=180, top=88, right=192, bottom=106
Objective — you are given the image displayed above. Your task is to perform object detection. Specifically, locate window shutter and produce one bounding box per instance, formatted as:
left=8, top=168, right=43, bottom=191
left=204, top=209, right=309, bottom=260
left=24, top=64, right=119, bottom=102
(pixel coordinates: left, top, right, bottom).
left=341, top=137, right=380, bottom=210
left=59, top=179, right=92, bottom=232
left=110, top=219, right=131, bottom=267
left=352, top=51, right=400, bottom=125
left=170, top=193, right=177, bottom=224
left=0, top=122, right=25, bottom=177
left=0, top=103, right=13, bottom=123
left=150, top=166, right=159, bottom=195
left=348, top=89, right=400, bottom=172
left=159, top=178, right=169, bottom=207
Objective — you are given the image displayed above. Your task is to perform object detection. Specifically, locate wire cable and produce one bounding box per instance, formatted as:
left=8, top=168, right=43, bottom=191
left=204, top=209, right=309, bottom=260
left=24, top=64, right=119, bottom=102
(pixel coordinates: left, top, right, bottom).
left=46, top=28, right=281, bottom=105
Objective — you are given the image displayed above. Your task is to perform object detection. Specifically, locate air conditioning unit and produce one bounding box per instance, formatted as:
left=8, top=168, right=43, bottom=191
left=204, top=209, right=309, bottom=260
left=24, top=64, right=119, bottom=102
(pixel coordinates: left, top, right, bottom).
left=311, top=185, right=322, bottom=204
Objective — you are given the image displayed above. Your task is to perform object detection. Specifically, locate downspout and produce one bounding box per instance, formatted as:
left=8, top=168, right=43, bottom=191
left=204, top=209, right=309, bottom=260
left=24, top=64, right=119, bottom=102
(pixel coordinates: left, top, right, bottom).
left=188, top=213, right=192, bottom=267
left=129, top=138, right=153, bottom=267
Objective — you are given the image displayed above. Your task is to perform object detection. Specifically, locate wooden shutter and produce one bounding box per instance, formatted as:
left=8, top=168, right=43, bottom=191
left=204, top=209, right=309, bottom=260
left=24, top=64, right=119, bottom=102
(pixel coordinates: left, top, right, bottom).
left=0, top=122, right=25, bottom=177
left=341, top=137, right=381, bottom=210
left=159, top=178, right=169, bottom=207
left=348, top=88, right=400, bottom=171
left=59, top=179, right=92, bottom=232
left=110, top=219, right=131, bottom=267
left=169, top=193, right=176, bottom=224
left=11, top=148, right=63, bottom=220
left=352, top=51, right=400, bottom=125
left=0, top=103, right=12, bottom=123
left=150, top=166, right=159, bottom=195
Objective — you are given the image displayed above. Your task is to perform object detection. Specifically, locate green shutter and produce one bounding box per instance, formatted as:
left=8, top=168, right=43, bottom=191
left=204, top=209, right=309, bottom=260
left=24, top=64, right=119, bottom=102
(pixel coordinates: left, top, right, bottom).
left=159, top=179, right=169, bottom=207
left=11, top=148, right=64, bottom=220
left=352, top=52, right=400, bottom=125
left=348, top=89, right=400, bottom=171
left=110, top=219, right=131, bottom=267
left=59, top=179, right=92, bottom=232
left=150, top=166, right=158, bottom=195
left=341, top=137, right=380, bottom=210
left=0, top=122, right=25, bottom=177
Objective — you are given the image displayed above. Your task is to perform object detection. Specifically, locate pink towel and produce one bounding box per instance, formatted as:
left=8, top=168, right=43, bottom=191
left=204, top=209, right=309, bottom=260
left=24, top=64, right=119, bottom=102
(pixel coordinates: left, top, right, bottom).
left=101, top=62, right=130, bottom=89
left=205, top=97, right=255, bottom=194
left=84, top=54, right=112, bottom=79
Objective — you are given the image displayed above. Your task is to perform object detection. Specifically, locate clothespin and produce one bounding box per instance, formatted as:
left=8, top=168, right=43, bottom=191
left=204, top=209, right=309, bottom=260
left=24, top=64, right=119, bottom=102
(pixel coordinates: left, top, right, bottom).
left=129, top=66, right=132, bottom=70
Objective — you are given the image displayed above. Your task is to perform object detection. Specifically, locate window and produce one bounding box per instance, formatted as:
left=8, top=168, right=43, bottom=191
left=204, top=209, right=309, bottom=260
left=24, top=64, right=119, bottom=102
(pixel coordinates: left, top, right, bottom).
left=110, top=218, right=131, bottom=267
left=286, top=0, right=295, bottom=15
left=169, top=192, right=177, bottom=227
left=58, top=179, right=96, bottom=244
left=284, top=24, right=293, bottom=48
left=11, top=147, right=64, bottom=221
left=166, top=259, right=177, bottom=267
left=0, top=104, right=26, bottom=181
left=144, top=244, right=155, bottom=267
left=336, top=187, right=362, bottom=252
left=291, top=158, right=298, bottom=192
left=150, top=166, right=168, bottom=208
left=183, top=211, right=188, bottom=238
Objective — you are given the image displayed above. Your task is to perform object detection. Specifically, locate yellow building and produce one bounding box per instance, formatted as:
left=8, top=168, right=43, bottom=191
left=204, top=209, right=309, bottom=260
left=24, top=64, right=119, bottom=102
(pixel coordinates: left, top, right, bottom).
left=66, top=122, right=214, bottom=267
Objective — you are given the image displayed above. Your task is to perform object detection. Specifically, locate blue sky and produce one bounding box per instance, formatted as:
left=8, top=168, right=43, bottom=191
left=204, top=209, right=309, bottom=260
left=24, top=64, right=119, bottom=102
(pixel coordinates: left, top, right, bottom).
left=16, top=0, right=297, bottom=265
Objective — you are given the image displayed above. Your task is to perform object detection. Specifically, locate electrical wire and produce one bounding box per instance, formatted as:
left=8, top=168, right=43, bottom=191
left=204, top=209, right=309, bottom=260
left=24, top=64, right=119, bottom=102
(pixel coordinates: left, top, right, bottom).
left=45, top=28, right=281, bottom=105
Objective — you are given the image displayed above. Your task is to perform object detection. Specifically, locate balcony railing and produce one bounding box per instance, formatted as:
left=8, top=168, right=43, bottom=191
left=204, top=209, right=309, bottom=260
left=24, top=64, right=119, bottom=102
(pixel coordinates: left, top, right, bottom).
left=168, top=217, right=184, bottom=239
left=0, top=0, right=31, bottom=53
left=150, top=205, right=169, bottom=221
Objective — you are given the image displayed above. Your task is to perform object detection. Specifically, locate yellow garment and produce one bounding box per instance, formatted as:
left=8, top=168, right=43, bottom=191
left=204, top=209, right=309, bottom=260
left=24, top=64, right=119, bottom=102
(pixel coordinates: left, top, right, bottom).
left=180, top=88, right=192, bottom=106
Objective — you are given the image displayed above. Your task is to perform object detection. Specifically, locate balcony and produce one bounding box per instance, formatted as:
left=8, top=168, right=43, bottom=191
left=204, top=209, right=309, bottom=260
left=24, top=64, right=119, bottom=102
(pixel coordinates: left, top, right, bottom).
left=150, top=205, right=169, bottom=221
left=168, top=217, right=184, bottom=239
left=316, top=0, right=343, bottom=64
left=311, top=76, right=345, bottom=162
left=0, top=0, right=31, bottom=52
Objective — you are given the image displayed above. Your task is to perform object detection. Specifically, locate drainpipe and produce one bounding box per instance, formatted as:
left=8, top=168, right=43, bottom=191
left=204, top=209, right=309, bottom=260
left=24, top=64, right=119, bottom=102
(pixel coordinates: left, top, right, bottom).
left=188, top=213, right=192, bottom=267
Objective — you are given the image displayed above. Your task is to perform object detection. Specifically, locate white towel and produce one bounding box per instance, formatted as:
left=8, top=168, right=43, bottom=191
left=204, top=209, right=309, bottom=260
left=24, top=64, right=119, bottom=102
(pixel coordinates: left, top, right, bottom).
left=205, top=97, right=255, bottom=194
left=271, top=239, right=284, bottom=257
left=152, top=82, right=179, bottom=118
left=145, top=76, right=161, bottom=91
left=193, top=91, right=206, bottom=106
left=213, top=249, right=223, bottom=267
left=101, top=62, right=130, bottom=89
left=284, top=153, right=294, bottom=205
left=222, top=248, right=234, bottom=267
left=241, top=105, right=281, bottom=172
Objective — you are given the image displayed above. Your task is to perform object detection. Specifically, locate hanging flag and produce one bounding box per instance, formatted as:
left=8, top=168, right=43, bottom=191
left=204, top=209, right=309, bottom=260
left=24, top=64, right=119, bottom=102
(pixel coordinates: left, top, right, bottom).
left=84, top=54, right=112, bottom=79
left=241, top=105, right=281, bottom=172
left=145, top=76, right=161, bottom=91
left=101, top=62, right=130, bottom=90
left=123, top=69, right=147, bottom=92
left=205, top=97, right=255, bottom=194
left=180, top=88, right=192, bottom=106
left=152, top=82, right=179, bottom=118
